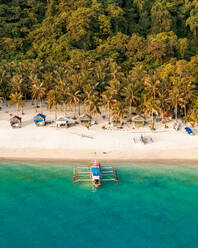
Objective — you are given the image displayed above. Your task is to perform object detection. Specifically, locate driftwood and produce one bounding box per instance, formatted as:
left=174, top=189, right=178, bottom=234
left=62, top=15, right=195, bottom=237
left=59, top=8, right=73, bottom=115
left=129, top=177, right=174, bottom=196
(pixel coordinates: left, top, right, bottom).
left=71, top=132, right=94, bottom=139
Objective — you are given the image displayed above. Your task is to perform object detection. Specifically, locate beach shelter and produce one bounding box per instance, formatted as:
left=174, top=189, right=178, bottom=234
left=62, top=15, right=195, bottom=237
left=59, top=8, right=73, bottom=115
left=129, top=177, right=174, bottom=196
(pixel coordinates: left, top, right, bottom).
left=56, top=115, right=70, bottom=127
left=34, top=113, right=46, bottom=126
left=10, top=116, right=22, bottom=128
left=185, top=127, right=193, bottom=135
left=132, top=115, right=145, bottom=127
left=162, top=112, right=172, bottom=121
left=79, top=114, right=92, bottom=125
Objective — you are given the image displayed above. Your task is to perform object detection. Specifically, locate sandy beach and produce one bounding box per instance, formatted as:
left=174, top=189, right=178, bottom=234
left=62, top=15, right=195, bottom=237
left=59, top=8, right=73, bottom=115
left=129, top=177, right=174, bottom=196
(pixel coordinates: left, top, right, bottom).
left=1, top=101, right=198, bottom=163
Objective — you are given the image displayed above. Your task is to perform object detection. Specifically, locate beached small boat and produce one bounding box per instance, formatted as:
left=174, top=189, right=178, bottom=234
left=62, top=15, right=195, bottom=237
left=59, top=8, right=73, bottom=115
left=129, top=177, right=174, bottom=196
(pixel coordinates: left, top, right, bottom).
left=185, top=127, right=193, bottom=135
left=133, top=135, right=153, bottom=145
left=73, top=160, right=119, bottom=187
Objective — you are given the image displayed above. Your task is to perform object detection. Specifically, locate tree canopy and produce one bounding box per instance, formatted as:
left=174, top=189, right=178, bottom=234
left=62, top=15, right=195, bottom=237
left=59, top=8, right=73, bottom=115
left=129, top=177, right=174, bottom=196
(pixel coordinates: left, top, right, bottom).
left=0, top=0, right=198, bottom=122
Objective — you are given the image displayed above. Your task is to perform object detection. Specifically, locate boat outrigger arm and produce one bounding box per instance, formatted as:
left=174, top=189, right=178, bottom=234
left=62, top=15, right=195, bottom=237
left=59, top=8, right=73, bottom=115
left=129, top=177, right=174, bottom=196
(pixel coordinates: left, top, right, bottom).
left=73, top=161, right=119, bottom=187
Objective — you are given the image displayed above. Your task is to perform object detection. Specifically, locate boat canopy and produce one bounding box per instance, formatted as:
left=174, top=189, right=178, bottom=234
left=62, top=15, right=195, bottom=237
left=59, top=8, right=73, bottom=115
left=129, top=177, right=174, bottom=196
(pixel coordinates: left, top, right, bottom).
left=91, top=167, right=101, bottom=177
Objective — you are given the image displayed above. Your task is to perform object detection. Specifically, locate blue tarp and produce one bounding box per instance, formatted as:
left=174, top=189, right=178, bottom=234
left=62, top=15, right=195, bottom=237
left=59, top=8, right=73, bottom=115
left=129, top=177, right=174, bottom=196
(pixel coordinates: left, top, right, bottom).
left=91, top=167, right=100, bottom=176
left=34, top=113, right=46, bottom=120
left=185, top=127, right=192, bottom=135
left=34, top=113, right=46, bottom=125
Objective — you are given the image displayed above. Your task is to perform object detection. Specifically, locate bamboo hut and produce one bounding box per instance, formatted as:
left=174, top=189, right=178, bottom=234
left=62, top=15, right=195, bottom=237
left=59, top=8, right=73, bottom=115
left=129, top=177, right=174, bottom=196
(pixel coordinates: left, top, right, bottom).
left=34, top=113, right=46, bottom=126
left=79, top=114, right=92, bottom=125
left=56, top=115, right=70, bottom=128
left=10, top=116, right=22, bottom=128
left=132, top=115, right=145, bottom=127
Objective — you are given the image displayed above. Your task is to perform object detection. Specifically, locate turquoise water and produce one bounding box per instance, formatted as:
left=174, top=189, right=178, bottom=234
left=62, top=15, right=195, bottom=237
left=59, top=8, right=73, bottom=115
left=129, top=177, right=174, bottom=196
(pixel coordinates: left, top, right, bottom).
left=0, top=162, right=198, bottom=248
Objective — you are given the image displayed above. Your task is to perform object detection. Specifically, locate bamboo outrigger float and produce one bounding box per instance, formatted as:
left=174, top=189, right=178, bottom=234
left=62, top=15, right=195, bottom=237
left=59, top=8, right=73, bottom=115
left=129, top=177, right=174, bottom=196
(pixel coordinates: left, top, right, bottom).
left=73, top=160, right=119, bottom=187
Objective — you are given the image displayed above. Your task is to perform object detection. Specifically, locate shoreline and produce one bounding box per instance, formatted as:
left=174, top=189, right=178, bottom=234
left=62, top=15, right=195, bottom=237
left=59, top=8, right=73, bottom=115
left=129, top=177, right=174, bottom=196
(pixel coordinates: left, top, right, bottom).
left=1, top=148, right=198, bottom=165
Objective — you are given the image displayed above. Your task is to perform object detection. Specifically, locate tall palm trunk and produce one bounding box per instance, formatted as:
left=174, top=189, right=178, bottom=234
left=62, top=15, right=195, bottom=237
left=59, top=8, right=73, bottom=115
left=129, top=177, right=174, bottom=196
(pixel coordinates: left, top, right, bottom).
left=17, top=103, right=19, bottom=115
left=184, top=104, right=187, bottom=120
left=55, top=105, right=57, bottom=120
left=108, top=102, right=110, bottom=124
left=78, top=103, right=81, bottom=116
left=129, top=101, right=132, bottom=116
left=74, top=104, right=77, bottom=116
left=175, top=100, right=178, bottom=120
left=2, top=89, right=7, bottom=106
left=40, top=99, right=43, bottom=114
left=64, top=102, right=66, bottom=115
left=151, top=109, right=155, bottom=130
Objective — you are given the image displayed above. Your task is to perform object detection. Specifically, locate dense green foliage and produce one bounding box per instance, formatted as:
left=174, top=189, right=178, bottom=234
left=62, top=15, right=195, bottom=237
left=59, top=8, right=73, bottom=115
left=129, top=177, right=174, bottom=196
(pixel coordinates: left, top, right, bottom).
left=0, top=0, right=198, bottom=122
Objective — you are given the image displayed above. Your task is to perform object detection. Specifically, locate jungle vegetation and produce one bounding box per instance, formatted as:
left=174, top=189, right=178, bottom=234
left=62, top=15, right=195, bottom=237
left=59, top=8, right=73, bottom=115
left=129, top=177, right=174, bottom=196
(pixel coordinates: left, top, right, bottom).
left=0, top=0, right=198, bottom=122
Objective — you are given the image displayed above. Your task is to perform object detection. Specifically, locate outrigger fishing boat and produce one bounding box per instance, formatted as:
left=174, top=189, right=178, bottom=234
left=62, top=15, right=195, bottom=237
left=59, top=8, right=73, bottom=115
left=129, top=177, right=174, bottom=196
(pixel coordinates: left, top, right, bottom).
left=73, top=160, right=119, bottom=187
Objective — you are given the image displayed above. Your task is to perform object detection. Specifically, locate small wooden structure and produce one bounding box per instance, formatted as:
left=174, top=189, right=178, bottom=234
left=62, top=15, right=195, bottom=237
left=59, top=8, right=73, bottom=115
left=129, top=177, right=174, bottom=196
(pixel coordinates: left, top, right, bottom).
left=79, top=114, right=92, bottom=125
left=34, top=113, right=46, bottom=126
left=10, top=116, right=21, bottom=128
left=132, top=115, right=145, bottom=127
left=56, top=115, right=70, bottom=128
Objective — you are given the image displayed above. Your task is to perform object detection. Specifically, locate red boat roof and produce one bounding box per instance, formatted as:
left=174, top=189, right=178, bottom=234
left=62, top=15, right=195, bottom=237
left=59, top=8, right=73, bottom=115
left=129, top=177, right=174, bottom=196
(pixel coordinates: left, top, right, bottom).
left=90, top=160, right=100, bottom=167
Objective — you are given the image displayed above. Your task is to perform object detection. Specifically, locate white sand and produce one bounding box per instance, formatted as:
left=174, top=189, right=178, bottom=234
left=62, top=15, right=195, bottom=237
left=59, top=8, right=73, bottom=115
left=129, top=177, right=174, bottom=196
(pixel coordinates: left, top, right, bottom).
left=1, top=101, right=198, bottom=163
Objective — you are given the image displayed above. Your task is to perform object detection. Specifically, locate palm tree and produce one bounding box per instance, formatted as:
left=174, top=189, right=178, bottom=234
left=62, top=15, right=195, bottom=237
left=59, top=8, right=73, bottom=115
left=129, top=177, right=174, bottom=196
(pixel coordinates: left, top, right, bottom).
left=46, top=89, right=61, bottom=120
left=129, top=64, right=146, bottom=83
left=9, top=92, right=24, bottom=114
left=10, top=75, right=23, bottom=94
left=0, top=69, right=8, bottom=104
left=86, top=94, right=101, bottom=117
left=83, top=82, right=100, bottom=112
left=108, top=60, right=124, bottom=82
left=186, top=9, right=198, bottom=37
left=67, top=86, right=81, bottom=116
left=31, top=75, right=46, bottom=112
left=70, top=73, right=83, bottom=116
left=144, top=74, right=160, bottom=102
left=122, top=80, right=140, bottom=115
left=142, top=94, right=160, bottom=128
left=158, top=84, right=170, bottom=121
left=168, top=76, right=183, bottom=120
left=106, top=79, right=121, bottom=98
left=56, top=78, right=69, bottom=115
left=111, top=101, right=129, bottom=124
left=94, top=60, right=108, bottom=94
left=180, top=80, right=196, bottom=119
left=143, top=73, right=161, bottom=125
left=102, top=77, right=123, bottom=124
left=101, top=91, right=113, bottom=124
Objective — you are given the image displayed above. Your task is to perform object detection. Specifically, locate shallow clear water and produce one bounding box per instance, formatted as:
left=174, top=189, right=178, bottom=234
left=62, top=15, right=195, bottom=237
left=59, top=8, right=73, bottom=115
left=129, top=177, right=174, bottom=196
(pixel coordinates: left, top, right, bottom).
left=0, top=162, right=198, bottom=248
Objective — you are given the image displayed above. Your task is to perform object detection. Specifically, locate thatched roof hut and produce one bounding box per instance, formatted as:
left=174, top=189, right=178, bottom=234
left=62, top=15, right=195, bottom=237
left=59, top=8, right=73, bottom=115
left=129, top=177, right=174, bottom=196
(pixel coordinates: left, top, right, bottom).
left=132, top=115, right=145, bottom=127
left=10, top=116, right=22, bottom=128
left=79, top=114, right=92, bottom=124
left=56, top=115, right=70, bottom=127
left=34, top=113, right=46, bottom=126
